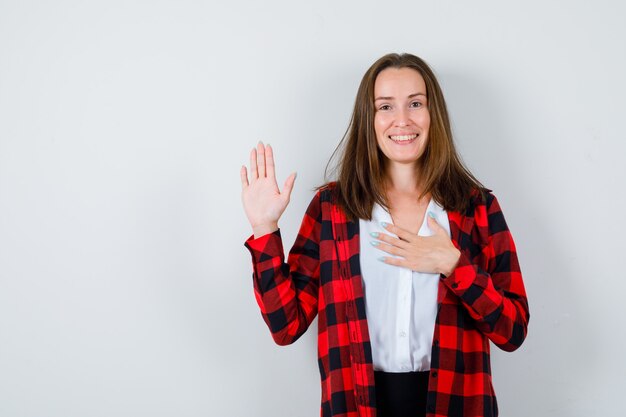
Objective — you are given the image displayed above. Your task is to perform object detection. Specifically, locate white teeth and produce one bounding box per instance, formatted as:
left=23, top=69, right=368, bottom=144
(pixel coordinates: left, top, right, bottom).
left=389, top=134, right=417, bottom=141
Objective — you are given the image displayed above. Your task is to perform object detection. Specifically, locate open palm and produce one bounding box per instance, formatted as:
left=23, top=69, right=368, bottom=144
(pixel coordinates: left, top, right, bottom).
left=240, top=142, right=297, bottom=238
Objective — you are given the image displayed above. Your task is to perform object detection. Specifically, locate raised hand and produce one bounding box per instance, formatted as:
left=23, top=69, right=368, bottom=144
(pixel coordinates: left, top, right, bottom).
left=241, top=142, right=297, bottom=238
left=371, top=214, right=461, bottom=276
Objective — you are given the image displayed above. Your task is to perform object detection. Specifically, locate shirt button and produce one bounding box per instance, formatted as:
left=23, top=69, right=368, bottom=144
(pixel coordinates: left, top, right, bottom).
left=451, top=282, right=459, bottom=289
left=399, top=331, right=407, bottom=338
left=431, top=371, right=438, bottom=378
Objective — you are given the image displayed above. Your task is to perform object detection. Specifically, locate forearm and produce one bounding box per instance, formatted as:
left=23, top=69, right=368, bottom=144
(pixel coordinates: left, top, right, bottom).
left=245, top=195, right=321, bottom=345
left=441, top=252, right=529, bottom=351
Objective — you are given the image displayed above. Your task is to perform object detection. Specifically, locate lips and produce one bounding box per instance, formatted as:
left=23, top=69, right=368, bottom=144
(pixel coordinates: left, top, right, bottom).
left=389, top=134, right=418, bottom=143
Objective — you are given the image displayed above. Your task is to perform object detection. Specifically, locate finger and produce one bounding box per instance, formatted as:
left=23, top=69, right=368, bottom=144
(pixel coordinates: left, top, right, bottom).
left=240, top=165, right=249, bottom=188
left=371, top=240, right=405, bottom=256
left=282, top=172, right=297, bottom=200
left=381, top=222, right=415, bottom=243
left=427, top=214, right=445, bottom=234
left=379, top=256, right=406, bottom=268
left=257, top=141, right=266, bottom=178
left=374, top=232, right=409, bottom=249
left=249, top=148, right=258, bottom=181
left=265, top=144, right=277, bottom=184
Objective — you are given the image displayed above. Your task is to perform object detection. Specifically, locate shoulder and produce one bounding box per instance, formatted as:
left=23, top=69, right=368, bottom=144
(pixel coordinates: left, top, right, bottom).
left=303, top=182, right=338, bottom=220
left=452, top=187, right=505, bottom=233
left=315, top=181, right=338, bottom=203
left=468, top=188, right=512, bottom=237
left=472, top=187, right=506, bottom=215
left=465, top=186, right=497, bottom=212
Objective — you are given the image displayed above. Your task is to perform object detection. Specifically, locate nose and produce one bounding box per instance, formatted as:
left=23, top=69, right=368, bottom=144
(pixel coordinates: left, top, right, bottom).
left=395, top=107, right=410, bottom=127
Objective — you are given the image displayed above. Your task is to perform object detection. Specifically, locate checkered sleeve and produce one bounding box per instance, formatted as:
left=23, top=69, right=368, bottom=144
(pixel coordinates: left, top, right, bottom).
left=244, top=191, right=322, bottom=346
left=441, top=193, right=529, bottom=352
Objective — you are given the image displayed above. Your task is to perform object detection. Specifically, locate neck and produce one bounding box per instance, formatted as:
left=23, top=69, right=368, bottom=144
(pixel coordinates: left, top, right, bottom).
left=384, top=161, right=424, bottom=195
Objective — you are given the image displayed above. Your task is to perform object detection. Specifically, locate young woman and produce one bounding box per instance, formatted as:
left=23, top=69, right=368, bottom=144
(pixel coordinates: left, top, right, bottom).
left=240, top=53, right=529, bottom=417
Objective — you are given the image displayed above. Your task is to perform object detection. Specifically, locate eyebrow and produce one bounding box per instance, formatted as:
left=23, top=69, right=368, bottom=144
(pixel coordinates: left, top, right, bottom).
left=374, top=93, right=426, bottom=101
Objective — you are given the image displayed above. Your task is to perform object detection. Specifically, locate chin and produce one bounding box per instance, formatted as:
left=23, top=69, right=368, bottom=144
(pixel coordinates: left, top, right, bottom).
left=386, top=151, right=424, bottom=163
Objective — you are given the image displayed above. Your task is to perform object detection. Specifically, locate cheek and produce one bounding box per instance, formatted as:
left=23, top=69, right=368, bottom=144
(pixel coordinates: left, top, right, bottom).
left=374, top=118, right=384, bottom=140
left=421, top=111, right=431, bottom=130
left=374, top=114, right=390, bottom=138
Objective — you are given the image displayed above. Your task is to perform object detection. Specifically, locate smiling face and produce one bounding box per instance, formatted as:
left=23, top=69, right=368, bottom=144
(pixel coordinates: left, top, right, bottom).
left=373, top=67, right=431, bottom=170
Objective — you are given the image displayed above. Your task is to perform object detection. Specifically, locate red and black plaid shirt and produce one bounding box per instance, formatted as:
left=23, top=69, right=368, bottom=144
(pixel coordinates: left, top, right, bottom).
left=245, top=182, right=529, bottom=417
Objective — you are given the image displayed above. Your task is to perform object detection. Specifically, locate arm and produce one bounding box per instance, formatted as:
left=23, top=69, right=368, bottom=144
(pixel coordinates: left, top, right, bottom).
left=241, top=142, right=319, bottom=345
left=440, top=193, right=529, bottom=352
left=371, top=193, right=529, bottom=351
left=244, top=190, right=322, bottom=346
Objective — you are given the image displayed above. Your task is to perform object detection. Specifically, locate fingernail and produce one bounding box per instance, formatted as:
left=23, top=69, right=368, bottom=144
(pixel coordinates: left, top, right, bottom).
left=428, top=212, right=436, bottom=218
left=370, top=241, right=380, bottom=246
left=378, top=256, right=387, bottom=262
left=380, top=221, right=388, bottom=228
left=369, top=232, right=379, bottom=238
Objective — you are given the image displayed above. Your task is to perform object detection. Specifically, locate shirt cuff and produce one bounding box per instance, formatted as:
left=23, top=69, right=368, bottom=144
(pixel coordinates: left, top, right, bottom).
left=440, top=250, right=477, bottom=293
left=244, top=229, right=283, bottom=264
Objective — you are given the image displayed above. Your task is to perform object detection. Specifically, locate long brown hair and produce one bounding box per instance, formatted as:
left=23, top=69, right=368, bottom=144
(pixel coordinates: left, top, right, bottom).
left=320, top=53, right=486, bottom=220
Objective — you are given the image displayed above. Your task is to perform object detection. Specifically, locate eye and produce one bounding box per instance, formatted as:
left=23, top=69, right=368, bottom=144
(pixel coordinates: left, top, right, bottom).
left=378, top=104, right=391, bottom=111
left=410, top=101, right=423, bottom=108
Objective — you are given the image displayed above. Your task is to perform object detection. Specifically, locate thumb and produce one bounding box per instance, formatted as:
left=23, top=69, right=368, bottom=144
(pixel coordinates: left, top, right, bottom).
left=282, top=172, right=297, bottom=200
left=427, top=212, right=445, bottom=234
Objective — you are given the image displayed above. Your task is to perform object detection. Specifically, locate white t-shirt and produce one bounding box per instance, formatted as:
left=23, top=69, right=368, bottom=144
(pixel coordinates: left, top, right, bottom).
left=358, top=199, right=451, bottom=372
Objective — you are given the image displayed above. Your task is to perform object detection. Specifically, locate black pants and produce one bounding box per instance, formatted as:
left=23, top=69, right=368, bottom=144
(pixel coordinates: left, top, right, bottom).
left=374, top=370, right=429, bottom=417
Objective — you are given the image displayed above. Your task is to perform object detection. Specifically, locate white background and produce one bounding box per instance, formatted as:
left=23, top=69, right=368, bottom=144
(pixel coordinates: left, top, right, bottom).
left=1, top=1, right=624, bottom=416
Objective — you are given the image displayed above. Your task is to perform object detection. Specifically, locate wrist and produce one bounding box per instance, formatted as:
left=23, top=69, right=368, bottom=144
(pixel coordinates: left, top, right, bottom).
left=440, top=247, right=461, bottom=277
left=252, top=223, right=279, bottom=239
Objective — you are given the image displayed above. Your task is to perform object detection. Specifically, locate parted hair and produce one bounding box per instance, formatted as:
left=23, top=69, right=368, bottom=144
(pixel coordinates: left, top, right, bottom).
left=321, top=52, right=486, bottom=221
